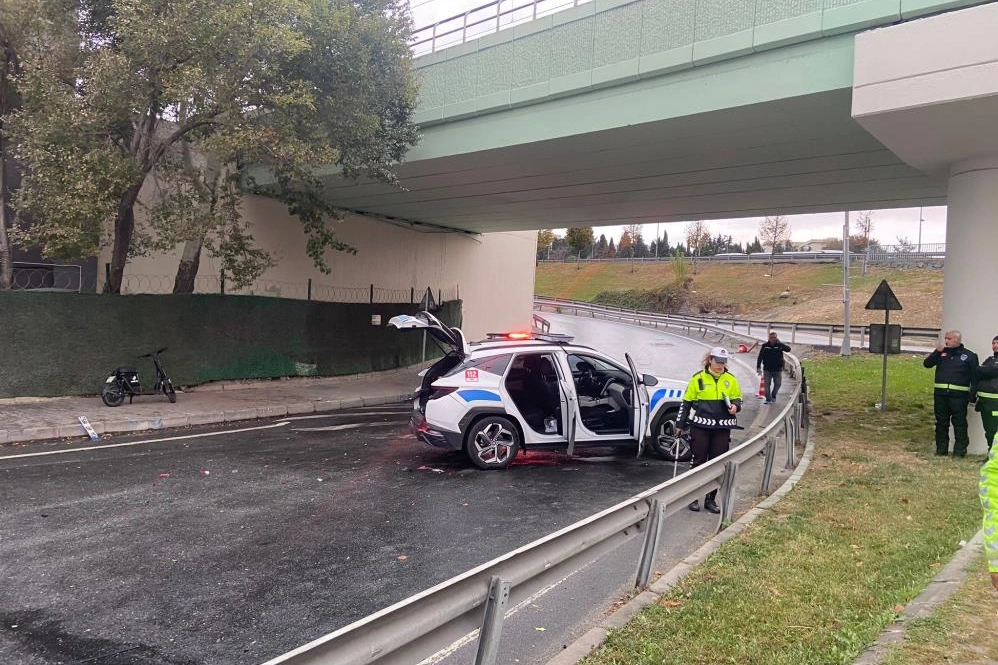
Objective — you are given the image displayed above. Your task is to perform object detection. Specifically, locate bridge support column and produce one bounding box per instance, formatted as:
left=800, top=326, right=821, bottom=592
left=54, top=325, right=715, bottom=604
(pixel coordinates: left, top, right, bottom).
left=945, top=158, right=998, bottom=455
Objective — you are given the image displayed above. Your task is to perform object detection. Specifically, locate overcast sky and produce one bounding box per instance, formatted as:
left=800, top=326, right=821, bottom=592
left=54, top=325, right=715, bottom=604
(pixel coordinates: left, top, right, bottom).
left=406, top=2, right=949, bottom=248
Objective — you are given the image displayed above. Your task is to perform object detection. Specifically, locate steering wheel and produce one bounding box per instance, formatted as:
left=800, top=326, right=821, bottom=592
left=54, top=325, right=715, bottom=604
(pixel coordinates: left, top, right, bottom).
left=577, top=363, right=596, bottom=392
left=597, top=377, right=624, bottom=398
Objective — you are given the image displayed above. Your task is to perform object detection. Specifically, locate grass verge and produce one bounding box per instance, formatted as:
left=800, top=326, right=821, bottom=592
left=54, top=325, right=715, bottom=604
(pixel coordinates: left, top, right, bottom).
left=581, top=353, right=985, bottom=665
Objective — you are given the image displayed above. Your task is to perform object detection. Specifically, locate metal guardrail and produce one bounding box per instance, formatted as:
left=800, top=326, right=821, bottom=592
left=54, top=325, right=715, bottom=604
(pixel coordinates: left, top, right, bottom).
left=534, top=296, right=940, bottom=351
left=411, top=0, right=590, bottom=56
left=262, top=306, right=808, bottom=665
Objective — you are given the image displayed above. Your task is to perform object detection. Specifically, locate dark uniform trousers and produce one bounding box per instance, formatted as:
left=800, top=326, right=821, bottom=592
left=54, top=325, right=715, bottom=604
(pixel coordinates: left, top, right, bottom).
left=689, top=428, right=731, bottom=500
left=978, top=397, right=998, bottom=452
left=934, top=391, right=970, bottom=455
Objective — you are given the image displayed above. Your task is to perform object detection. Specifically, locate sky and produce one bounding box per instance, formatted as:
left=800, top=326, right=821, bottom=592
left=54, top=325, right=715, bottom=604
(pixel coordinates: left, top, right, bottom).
left=406, top=2, right=949, bottom=248
left=588, top=206, right=947, bottom=249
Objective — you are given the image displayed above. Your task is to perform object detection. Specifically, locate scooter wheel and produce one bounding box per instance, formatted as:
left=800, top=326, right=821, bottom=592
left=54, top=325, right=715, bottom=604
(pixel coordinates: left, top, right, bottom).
left=164, top=380, right=177, bottom=403
left=101, top=383, right=126, bottom=407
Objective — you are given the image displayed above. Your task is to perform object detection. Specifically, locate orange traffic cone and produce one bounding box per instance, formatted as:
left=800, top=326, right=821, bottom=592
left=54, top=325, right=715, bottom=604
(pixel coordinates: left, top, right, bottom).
left=756, top=375, right=766, bottom=400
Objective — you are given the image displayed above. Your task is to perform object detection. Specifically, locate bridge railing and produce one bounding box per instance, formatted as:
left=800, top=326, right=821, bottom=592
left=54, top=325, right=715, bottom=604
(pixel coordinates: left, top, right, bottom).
left=262, top=303, right=807, bottom=665
left=411, top=0, right=591, bottom=56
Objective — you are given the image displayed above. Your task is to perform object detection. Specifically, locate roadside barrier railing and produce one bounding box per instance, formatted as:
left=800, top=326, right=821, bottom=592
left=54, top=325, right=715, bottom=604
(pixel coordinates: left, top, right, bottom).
left=534, top=296, right=939, bottom=352
left=262, top=308, right=808, bottom=665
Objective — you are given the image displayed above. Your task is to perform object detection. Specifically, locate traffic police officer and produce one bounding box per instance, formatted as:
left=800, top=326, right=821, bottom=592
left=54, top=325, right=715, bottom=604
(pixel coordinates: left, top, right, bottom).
left=676, top=346, right=743, bottom=514
left=975, top=335, right=998, bottom=454
left=924, top=329, right=979, bottom=457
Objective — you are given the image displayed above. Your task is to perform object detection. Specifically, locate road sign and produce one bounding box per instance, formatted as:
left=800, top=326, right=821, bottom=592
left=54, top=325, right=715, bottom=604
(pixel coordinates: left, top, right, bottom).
left=864, top=280, right=903, bottom=411
left=864, top=280, right=903, bottom=311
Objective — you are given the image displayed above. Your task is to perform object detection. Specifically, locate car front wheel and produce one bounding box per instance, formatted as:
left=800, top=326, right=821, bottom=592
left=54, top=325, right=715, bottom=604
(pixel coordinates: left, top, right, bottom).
left=648, top=410, right=692, bottom=462
left=465, top=416, right=521, bottom=470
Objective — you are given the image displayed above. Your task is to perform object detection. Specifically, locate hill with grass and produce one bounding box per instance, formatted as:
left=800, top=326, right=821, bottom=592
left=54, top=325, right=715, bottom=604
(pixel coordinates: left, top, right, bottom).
left=535, top=261, right=942, bottom=328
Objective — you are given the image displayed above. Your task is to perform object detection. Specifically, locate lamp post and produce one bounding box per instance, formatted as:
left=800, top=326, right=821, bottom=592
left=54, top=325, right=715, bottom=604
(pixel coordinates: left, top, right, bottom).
left=918, top=207, right=924, bottom=254
left=842, top=211, right=851, bottom=356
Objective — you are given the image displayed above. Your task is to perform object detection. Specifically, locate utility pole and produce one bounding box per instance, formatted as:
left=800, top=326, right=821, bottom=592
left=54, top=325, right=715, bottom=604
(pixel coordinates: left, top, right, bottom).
left=918, top=206, right=924, bottom=254
left=841, top=211, right=851, bottom=356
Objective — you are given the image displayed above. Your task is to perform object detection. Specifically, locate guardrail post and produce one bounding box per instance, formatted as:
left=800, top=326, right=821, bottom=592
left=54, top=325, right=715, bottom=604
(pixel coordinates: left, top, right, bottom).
left=785, top=416, right=796, bottom=468
left=634, top=499, right=664, bottom=589
left=791, top=323, right=797, bottom=343
left=828, top=327, right=833, bottom=346
left=307, top=278, right=312, bottom=302
left=761, top=436, right=777, bottom=494
left=720, top=461, right=739, bottom=526
left=475, top=576, right=512, bottom=665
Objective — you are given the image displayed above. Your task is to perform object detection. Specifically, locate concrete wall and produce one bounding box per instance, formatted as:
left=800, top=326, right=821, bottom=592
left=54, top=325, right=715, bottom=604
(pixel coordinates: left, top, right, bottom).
left=102, top=193, right=538, bottom=341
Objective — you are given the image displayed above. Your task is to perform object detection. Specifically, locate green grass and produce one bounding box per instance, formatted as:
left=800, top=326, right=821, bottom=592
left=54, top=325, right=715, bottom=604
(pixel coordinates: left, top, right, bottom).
left=582, top=354, right=984, bottom=665
left=536, top=263, right=943, bottom=327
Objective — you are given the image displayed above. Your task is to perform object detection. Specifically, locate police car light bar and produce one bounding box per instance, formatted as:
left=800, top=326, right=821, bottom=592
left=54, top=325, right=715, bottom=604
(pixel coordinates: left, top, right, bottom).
left=485, top=331, right=575, bottom=343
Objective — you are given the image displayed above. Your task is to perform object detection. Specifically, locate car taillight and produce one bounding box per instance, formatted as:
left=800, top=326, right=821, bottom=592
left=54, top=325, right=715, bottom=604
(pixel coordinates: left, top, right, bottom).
left=427, top=386, right=458, bottom=400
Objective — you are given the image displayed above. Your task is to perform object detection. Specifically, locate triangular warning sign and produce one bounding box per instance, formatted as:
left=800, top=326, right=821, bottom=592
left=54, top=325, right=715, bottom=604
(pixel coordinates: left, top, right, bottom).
left=419, top=287, right=437, bottom=311
left=864, top=280, right=903, bottom=311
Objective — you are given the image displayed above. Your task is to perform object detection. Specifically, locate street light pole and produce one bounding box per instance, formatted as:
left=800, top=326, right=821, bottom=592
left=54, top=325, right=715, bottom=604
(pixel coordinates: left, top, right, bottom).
left=841, top=211, right=851, bottom=356
left=918, top=206, right=924, bottom=254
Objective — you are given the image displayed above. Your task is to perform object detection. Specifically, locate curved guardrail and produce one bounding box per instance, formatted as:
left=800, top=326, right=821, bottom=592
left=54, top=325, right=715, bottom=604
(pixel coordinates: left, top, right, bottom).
left=262, top=304, right=808, bottom=665
left=534, top=296, right=939, bottom=351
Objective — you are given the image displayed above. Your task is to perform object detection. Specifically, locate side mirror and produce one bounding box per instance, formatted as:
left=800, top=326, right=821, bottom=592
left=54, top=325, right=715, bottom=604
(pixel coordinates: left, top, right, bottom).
left=642, top=374, right=658, bottom=387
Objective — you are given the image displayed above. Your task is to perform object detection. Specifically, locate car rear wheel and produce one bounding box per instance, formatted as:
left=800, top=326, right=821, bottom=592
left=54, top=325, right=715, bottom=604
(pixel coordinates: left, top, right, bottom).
left=648, top=410, right=692, bottom=462
left=465, top=415, right=521, bottom=470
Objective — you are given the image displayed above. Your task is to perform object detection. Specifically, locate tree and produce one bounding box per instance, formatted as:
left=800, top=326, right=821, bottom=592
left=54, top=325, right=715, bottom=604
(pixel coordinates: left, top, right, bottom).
left=853, top=211, right=874, bottom=252
left=684, top=220, right=709, bottom=274
left=606, top=237, right=616, bottom=258
left=565, top=226, right=594, bottom=257
left=595, top=233, right=608, bottom=258
left=617, top=230, right=633, bottom=258
left=896, top=236, right=915, bottom=253
left=11, top=0, right=419, bottom=293
left=536, top=229, right=555, bottom=260
left=758, top=215, right=791, bottom=273
left=746, top=237, right=764, bottom=253
left=0, top=0, right=76, bottom=289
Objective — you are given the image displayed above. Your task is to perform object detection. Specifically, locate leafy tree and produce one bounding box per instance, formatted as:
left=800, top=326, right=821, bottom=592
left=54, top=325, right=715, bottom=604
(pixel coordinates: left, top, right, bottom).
left=565, top=226, right=594, bottom=257
left=606, top=237, right=616, bottom=258
left=595, top=233, right=608, bottom=258
left=684, top=220, right=709, bottom=273
left=746, top=236, right=764, bottom=253
left=536, top=229, right=555, bottom=260
left=852, top=211, right=874, bottom=252
left=10, top=0, right=419, bottom=293
left=0, top=0, right=76, bottom=289
left=758, top=215, right=791, bottom=273
left=617, top=230, right=633, bottom=258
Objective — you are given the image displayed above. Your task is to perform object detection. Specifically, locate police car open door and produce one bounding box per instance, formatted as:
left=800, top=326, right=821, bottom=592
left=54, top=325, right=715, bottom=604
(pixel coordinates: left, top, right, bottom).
left=625, top=353, right=650, bottom=457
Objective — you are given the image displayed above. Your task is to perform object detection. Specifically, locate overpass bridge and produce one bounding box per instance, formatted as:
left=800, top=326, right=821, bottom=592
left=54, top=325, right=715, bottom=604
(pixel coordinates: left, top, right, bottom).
left=303, top=0, right=998, bottom=451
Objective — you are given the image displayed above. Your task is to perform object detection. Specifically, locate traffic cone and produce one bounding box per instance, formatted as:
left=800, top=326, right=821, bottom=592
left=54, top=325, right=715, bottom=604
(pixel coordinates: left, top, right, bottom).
left=756, top=375, right=766, bottom=400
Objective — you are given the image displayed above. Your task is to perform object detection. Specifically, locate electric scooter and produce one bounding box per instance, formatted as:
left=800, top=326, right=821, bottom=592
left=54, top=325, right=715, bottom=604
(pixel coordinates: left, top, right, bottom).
left=101, top=347, right=177, bottom=406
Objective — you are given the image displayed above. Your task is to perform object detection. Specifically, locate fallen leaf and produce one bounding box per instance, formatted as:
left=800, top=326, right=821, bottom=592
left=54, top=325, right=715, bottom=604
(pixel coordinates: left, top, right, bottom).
left=534, top=627, right=545, bottom=632
left=397, top=555, right=408, bottom=561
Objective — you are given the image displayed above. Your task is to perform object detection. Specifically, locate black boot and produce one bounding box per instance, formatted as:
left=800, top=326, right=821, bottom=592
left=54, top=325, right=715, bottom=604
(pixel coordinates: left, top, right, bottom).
left=688, top=500, right=700, bottom=512
left=704, top=496, right=720, bottom=514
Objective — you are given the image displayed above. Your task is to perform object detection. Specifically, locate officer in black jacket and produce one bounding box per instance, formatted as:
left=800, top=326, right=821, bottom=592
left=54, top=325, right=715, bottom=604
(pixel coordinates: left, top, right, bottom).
left=975, top=335, right=998, bottom=454
left=924, top=330, right=979, bottom=457
left=756, top=332, right=791, bottom=404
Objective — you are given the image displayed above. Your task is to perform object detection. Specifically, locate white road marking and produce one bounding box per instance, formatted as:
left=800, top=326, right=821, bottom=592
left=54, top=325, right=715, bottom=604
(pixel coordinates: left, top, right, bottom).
left=0, top=421, right=292, bottom=461
left=416, top=565, right=593, bottom=665
left=291, top=422, right=400, bottom=433
left=283, top=410, right=409, bottom=422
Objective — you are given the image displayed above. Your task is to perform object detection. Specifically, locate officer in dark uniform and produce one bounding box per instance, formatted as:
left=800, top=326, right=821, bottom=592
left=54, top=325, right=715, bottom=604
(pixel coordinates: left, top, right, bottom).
left=924, top=330, right=979, bottom=457
left=975, top=335, right=998, bottom=454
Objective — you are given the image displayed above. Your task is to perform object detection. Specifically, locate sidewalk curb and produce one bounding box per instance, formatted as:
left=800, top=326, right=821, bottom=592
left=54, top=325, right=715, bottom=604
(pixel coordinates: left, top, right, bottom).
left=851, top=530, right=985, bottom=665
left=2, top=391, right=416, bottom=445
left=545, top=413, right=817, bottom=665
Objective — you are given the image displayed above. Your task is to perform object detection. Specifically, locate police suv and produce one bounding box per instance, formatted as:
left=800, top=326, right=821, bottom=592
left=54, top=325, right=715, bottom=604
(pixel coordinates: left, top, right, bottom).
left=389, top=312, right=690, bottom=469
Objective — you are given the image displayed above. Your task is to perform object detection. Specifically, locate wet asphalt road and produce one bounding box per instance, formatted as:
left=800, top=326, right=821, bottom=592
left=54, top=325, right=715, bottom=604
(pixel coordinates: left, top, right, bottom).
left=0, top=317, right=774, bottom=665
